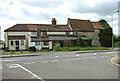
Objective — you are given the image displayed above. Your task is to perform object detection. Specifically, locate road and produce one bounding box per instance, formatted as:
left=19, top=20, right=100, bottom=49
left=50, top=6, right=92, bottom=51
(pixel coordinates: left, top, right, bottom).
left=1, top=51, right=119, bottom=80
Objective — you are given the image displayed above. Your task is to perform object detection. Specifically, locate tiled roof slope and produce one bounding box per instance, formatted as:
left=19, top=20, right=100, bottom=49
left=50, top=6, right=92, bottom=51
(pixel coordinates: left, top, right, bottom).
left=4, top=24, right=72, bottom=32
left=37, top=24, right=72, bottom=31
left=4, top=24, right=38, bottom=32
left=91, top=22, right=103, bottom=29
left=67, top=18, right=94, bottom=32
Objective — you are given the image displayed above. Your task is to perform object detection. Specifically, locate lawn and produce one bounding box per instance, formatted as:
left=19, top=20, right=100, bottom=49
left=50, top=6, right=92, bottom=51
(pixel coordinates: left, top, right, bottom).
left=1, top=47, right=109, bottom=55
left=60, top=47, right=109, bottom=51
left=1, top=52, right=33, bottom=55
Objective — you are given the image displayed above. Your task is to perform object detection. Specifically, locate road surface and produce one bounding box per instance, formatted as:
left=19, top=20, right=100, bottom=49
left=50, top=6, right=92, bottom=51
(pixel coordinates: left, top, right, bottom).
left=1, top=51, right=119, bottom=80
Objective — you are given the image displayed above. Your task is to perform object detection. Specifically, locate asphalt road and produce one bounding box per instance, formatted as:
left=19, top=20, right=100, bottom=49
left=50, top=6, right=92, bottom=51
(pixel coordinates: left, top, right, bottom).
left=1, top=51, right=119, bottom=80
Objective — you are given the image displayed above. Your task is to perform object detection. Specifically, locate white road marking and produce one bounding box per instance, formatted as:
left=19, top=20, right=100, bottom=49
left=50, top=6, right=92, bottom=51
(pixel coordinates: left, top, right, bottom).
left=90, top=57, right=96, bottom=58
left=0, top=65, right=2, bottom=69
left=51, top=60, right=59, bottom=62
left=76, top=58, right=80, bottom=60
left=55, top=56, right=59, bottom=58
left=3, top=60, right=14, bottom=62
left=65, top=59, right=71, bottom=61
left=73, top=58, right=78, bottom=60
left=42, top=61, right=48, bottom=63
left=24, top=62, right=35, bottom=65
left=82, top=57, right=89, bottom=59
left=7, top=64, right=44, bottom=80
left=94, top=53, right=96, bottom=55
left=76, top=54, right=80, bottom=56
left=3, top=59, right=20, bottom=62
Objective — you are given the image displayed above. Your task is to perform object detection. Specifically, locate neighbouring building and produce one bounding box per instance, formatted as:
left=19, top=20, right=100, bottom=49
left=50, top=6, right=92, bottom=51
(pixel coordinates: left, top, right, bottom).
left=4, top=18, right=103, bottom=51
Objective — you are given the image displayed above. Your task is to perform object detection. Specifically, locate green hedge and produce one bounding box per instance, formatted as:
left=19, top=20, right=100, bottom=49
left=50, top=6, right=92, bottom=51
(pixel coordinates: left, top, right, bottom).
left=53, top=43, right=61, bottom=51
left=61, top=47, right=109, bottom=51
left=98, top=28, right=112, bottom=47
left=114, top=41, right=120, bottom=47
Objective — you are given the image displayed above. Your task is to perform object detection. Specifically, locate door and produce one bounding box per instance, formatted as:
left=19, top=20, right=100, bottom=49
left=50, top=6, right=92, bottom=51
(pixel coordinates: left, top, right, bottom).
left=59, top=40, right=64, bottom=47
left=15, top=41, right=19, bottom=50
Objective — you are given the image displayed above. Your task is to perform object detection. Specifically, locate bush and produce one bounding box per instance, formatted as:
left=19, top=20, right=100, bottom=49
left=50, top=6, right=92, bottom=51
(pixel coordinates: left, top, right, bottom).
left=5, top=47, right=9, bottom=52
left=53, top=43, right=61, bottom=51
left=114, top=41, right=120, bottom=47
left=76, top=35, right=92, bottom=47
left=98, top=28, right=112, bottom=47
left=29, top=46, right=36, bottom=52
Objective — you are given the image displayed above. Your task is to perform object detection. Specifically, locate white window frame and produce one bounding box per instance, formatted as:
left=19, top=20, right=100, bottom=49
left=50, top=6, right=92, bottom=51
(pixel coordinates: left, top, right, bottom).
left=31, top=32, right=37, bottom=36
left=35, top=42, right=40, bottom=46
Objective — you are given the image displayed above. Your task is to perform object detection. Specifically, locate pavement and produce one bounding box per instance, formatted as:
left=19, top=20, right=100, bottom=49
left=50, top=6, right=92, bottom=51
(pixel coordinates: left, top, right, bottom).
left=1, top=51, right=119, bottom=80
left=0, top=49, right=117, bottom=58
left=110, top=54, right=120, bottom=67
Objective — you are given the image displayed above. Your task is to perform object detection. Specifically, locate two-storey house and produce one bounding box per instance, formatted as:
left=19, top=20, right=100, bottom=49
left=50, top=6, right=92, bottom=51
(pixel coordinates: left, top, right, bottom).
left=4, top=18, right=103, bottom=51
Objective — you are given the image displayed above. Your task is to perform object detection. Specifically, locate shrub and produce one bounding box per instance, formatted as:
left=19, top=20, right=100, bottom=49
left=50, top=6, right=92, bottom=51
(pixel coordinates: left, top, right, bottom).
left=53, top=43, right=61, bottom=51
left=114, top=41, right=120, bottom=47
left=5, top=47, right=9, bottom=52
left=98, top=28, right=112, bottom=47
left=76, top=35, right=92, bottom=47
left=29, top=46, right=36, bottom=52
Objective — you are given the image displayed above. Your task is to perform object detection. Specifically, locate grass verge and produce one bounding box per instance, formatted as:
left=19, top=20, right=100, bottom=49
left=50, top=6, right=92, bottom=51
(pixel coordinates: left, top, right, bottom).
left=60, top=47, right=109, bottom=51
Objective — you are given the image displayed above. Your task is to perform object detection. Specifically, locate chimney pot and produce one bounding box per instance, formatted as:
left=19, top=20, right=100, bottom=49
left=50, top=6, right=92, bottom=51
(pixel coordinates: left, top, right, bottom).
left=52, top=18, right=57, bottom=26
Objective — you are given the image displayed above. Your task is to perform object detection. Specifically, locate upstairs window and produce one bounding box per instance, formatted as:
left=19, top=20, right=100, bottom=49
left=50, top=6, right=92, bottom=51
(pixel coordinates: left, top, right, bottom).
left=31, top=32, right=37, bottom=36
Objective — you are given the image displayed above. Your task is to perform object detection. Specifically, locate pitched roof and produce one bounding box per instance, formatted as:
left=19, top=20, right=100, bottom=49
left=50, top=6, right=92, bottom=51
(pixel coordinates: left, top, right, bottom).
left=4, top=24, right=38, bottom=32
left=67, top=18, right=94, bottom=32
left=91, top=22, right=103, bottom=29
left=37, top=24, right=72, bottom=31
left=4, top=24, right=72, bottom=32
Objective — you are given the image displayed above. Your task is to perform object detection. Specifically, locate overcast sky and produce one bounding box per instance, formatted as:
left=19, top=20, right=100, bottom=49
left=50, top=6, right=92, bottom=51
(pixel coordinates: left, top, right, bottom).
left=0, top=0, right=119, bottom=40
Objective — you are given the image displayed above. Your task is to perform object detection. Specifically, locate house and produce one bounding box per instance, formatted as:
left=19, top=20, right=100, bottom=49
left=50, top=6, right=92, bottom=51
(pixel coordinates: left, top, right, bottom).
left=4, top=18, right=77, bottom=51
left=67, top=18, right=101, bottom=46
left=4, top=18, right=102, bottom=51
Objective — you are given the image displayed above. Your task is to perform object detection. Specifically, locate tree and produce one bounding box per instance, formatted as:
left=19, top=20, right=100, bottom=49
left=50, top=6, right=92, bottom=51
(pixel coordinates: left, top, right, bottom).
left=99, top=19, right=111, bottom=29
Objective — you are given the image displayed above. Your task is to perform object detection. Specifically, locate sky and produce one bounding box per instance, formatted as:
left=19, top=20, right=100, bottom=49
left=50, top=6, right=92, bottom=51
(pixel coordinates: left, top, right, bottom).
left=0, top=0, right=119, bottom=40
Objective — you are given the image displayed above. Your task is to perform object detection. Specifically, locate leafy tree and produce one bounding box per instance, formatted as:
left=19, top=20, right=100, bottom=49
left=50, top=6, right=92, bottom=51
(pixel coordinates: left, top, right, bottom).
left=99, top=19, right=111, bottom=29
left=98, top=28, right=112, bottom=47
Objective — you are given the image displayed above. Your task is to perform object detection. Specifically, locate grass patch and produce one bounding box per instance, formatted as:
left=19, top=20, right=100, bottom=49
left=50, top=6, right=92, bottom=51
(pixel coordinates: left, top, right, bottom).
left=1, top=52, right=33, bottom=55
left=60, top=47, right=109, bottom=51
left=37, top=49, right=51, bottom=52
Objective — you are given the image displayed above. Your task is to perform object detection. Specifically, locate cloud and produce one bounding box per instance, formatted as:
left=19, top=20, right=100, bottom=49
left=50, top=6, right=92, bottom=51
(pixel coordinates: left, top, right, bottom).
left=20, top=1, right=63, bottom=9
left=71, top=2, right=118, bottom=16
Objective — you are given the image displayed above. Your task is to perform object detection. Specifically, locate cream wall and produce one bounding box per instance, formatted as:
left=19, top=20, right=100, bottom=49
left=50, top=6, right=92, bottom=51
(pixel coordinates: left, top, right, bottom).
left=76, top=31, right=100, bottom=46
left=47, top=32, right=66, bottom=35
left=8, top=32, right=28, bottom=36
left=49, top=41, right=52, bottom=49
left=9, top=40, right=26, bottom=50
left=5, top=32, right=29, bottom=50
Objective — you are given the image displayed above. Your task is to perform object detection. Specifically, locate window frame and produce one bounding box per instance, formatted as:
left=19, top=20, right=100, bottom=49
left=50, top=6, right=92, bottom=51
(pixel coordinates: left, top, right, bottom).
left=11, top=41, right=13, bottom=45
left=21, top=40, right=24, bottom=45
left=35, top=42, right=40, bottom=46
left=44, top=41, right=49, bottom=45
left=31, top=32, right=37, bottom=36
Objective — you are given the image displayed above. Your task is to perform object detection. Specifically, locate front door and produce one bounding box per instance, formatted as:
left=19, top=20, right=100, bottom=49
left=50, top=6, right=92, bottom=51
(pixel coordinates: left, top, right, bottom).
left=15, top=41, right=19, bottom=50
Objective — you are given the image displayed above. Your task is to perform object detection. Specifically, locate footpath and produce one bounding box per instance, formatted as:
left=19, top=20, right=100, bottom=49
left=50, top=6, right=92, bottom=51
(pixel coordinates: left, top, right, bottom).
left=0, top=48, right=119, bottom=58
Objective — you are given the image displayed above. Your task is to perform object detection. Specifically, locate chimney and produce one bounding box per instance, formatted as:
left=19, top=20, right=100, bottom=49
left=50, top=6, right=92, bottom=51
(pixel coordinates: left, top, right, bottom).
left=52, top=18, right=57, bottom=26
